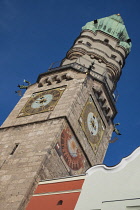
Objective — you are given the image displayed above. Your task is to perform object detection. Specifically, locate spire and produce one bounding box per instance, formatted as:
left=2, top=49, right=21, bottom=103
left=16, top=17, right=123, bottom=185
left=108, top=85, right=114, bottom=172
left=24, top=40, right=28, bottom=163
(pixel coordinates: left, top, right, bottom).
left=82, top=14, right=132, bottom=54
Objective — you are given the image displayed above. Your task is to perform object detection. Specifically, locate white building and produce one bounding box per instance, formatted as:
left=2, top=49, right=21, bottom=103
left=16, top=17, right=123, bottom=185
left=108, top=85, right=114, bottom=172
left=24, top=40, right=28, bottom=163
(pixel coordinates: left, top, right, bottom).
left=75, top=147, right=140, bottom=210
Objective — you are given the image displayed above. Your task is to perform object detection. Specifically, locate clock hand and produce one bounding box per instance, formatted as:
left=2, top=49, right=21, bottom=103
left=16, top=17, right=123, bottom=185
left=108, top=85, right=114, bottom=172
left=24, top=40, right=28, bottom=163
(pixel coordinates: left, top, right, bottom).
left=90, top=119, right=95, bottom=128
left=35, top=98, right=47, bottom=104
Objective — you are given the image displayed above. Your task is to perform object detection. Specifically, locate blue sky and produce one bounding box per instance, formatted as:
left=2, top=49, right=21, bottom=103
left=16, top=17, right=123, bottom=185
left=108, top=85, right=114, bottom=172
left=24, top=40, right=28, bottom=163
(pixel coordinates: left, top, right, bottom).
left=0, top=0, right=140, bottom=166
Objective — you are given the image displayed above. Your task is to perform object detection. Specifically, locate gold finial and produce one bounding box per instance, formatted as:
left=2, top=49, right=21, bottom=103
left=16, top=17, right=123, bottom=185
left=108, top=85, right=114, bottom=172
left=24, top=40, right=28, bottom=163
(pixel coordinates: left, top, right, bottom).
left=117, top=13, right=120, bottom=16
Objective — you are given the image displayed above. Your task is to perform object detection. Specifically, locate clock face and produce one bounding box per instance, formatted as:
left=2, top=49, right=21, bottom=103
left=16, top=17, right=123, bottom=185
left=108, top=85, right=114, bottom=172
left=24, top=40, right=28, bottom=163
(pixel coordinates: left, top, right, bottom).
left=18, top=87, right=66, bottom=117
left=87, top=112, right=98, bottom=136
left=79, top=97, right=105, bottom=153
left=31, top=94, right=53, bottom=109
left=60, top=126, right=84, bottom=171
left=55, top=123, right=90, bottom=175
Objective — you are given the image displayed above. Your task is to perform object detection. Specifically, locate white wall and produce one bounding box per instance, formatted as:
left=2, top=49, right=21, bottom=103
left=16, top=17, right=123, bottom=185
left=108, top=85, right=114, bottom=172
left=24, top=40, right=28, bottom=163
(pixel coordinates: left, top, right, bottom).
left=75, top=147, right=140, bottom=210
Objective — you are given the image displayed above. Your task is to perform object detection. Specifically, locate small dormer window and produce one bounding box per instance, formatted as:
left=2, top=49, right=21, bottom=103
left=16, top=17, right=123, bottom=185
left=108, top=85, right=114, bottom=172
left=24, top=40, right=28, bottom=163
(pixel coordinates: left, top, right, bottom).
left=94, top=19, right=98, bottom=24
left=78, top=40, right=83, bottom=43
left=127, top=38, right=131, bottom=43
left=104, top=39, right=109, bottom=43
left=86, top=42, right=91, bottom=47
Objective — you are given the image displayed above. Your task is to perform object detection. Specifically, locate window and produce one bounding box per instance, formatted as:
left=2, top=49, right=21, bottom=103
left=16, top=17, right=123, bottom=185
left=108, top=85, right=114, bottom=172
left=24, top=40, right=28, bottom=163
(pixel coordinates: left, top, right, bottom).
left=86, top=42, right=91, bottom=47
left=119, top=60, right=122, bottom=66
left=94, top=19, right=98, bottom=24
left=78, top=40, right=83, bottom=43
left=111, top=54, right=116, bottom=59
left=126, top=38, right=131, bottom=43
left=57, top=200, right=63, bottom=205
left=10, top=143, right=19, bottom=155
left=126, top=207, right=140, bottom=210
left=104, top=39, right=109, bottom=44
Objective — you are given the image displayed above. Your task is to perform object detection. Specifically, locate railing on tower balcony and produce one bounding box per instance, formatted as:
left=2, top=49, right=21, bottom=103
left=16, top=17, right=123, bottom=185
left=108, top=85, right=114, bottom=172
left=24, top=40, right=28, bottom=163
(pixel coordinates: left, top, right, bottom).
left=48, top=60, right=88, bottom=72
left=48, top=61, right=118, bottom=104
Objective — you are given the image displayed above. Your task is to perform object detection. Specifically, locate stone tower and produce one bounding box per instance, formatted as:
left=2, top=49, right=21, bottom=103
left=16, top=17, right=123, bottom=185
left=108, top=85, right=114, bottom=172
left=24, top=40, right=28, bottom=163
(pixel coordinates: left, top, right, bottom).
left=0, top=14, right=131, bottom=210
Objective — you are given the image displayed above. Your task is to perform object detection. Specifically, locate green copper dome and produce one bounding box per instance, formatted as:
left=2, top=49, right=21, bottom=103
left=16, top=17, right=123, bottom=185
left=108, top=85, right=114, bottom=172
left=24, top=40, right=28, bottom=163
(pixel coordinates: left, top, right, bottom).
left=82, top=14, right=132, bottom=54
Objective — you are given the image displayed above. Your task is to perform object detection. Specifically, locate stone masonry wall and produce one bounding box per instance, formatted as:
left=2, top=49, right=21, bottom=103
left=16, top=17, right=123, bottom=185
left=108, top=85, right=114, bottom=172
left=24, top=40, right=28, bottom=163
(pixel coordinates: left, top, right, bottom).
left=0, top=69, right=113, bottom=209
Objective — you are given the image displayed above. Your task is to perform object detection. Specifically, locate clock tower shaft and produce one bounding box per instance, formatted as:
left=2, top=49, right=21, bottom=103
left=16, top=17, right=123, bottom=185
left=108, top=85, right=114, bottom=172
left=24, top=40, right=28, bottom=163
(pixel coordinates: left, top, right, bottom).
left=0, top=14, right=131, bottom=210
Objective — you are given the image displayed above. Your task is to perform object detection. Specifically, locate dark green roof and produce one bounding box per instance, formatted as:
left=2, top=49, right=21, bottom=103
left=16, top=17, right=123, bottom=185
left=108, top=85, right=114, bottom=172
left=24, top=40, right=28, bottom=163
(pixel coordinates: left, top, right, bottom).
left=82, top=14, right=132, bottom=54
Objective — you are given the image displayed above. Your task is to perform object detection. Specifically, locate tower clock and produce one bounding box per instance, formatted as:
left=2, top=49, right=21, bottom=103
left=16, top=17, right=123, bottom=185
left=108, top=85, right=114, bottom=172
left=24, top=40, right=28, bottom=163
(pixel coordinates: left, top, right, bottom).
left=18, top=86, right=66, bottom=117
left=0, top=14, right=131, bottom=210
left=79, top=96, right=105, bottom=153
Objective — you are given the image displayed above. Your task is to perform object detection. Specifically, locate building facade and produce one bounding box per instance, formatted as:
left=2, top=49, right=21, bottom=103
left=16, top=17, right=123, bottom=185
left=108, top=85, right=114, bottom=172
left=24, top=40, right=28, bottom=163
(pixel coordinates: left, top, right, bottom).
left=75, top=147, right=140, bottom=210
left=26, top=175, right=85, bottom=210
left=26, top=147, right=140, bottom=210
left=0, top=14, right=131, bottom=209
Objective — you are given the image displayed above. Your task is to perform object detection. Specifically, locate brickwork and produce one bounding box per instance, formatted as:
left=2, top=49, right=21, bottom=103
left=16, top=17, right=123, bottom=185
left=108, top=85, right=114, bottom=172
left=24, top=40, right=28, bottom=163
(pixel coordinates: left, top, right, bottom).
left=0, top=20, right=131, bottom=209
left=0, top=66, right=115, bottom=209
left=0, top=14, right=130, bottom=208
left=0, top=119, right=58, bottom=208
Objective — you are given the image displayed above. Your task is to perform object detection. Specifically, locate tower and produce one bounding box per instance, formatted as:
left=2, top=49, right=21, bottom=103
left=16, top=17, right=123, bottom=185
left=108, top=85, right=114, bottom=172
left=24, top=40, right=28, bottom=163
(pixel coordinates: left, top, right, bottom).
left=0, top=14, right=131, bottom=210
